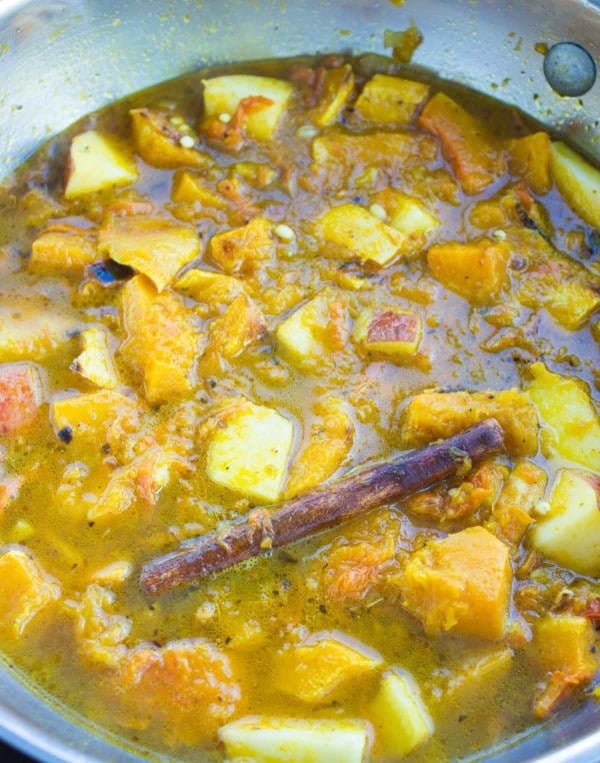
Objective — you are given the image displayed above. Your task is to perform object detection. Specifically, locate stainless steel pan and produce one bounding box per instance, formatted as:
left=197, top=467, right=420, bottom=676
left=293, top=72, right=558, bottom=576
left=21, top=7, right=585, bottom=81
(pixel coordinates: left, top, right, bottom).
left=0, top=1, right=598, bottom=761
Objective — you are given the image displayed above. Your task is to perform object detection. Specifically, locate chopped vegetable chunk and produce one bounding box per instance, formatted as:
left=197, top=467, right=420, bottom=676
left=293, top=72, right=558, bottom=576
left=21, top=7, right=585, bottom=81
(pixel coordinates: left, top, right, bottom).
left=401, top=389, right=538, bottom=457
left=355, top=74, right=429, bottom=125
left=309, top=64, right=355, bottom=127
left=369, top=671, right=433, bottom=757
left=203, top=74, right=293, bottom=140
left=527, top=362, right=600, bottom=471
left=274, top=635, right=382, bottom=704
left=491, top=459, right=547, bottom=544
left=531, top=469, right=600, bottom=576
left=427, top=238, right=510, bottom=304
left=206, top=399, right=294, bottom=502
left=317, top=203, right=406, bottom=266
left=130, top=108, right=211, bottom=168
left=64, top=131, right=138, bottom=199
left=286, top=395, right=354, bottom=498
left=0, top=546, right=60, bottom=637
left=509, top=132, right=552, bottom=195
left=419, top=93, right=504, bottom=194
left=209, top=216, right=274, bottom=274
left=353, top=307, right=422, bottom=357
left=371, top=189, right=439, bottom=255
left=550, top=140, right=600, bottom=228
left=116, top=639, right=241, bottom=746
left=173, top=267, right=245, bottom=311
left=0, top=362, right=43, bottom=436
left=276, top=288, right=348, bottom=370
left=30, top=225, right=98, bottom=276
left=71, top=327, right=119, bottom=389
left=219, top=716, right=370, bottom=763
left=98, top=214, right=201, bottom=292
left=120, top=275, right=198, bottom=405
left=400, top=527, right=512, bottom=640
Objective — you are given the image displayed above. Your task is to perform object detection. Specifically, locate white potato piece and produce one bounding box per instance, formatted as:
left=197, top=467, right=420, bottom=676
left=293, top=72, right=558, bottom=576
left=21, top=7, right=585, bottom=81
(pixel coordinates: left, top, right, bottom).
left=275, top=288, right=347, bottom=370
left=219, top=716, right=370, bottom=763
left=527, top=362, right=600, bottom=472
left=64, top=131, right=138, bottom=199
left=370, top=671, right=433, bottom=758
left=71, top=327, right=119, bottom=389
left=550, top=141, right=600, bottom=229
left=202, top=74, right=293, bottom=140
left=531, top=468, right=600, bottom=577
left=206, top=400, right=294, bottom=503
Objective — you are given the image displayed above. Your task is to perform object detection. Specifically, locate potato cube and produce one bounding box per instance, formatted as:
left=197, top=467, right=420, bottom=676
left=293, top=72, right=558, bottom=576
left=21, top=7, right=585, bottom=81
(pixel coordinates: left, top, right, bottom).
left=98, top=214, right=200, bottom=292
left=427, top=238, right=510, bottom=304
left=120, top=275, right=198, bottom=406
left=276, top=288, right=348, bottom=370
left=532, top=614, right=597, bottom=680
left=509, top=132, right=552, bottom=195
left=29, top=224, right=98, bottom=276
left=317, top=204, right=406, bottom=266
left=206, top=399, right=294, bottom=503
left=71, top=327, right=119, bottom=389
left=418, top=93, right=504, bottom=194
left=371, top=189, right=439, bottom=255
left=0, top=301, right=76, bottom=362
left=527, top=362, right=599, bottom=471
left=355, top=74, right=429, bottom=125
left=286, top=396, right=354, bottom=499
left=273, top=635, right=382, bottom=704
left=202, top=74, right=294, bottom=140
left=0, top=362, right=43, bottom=436
left=208, top=216, right=275, bottom=274
left=170, top=171, right=227, bottom=208
left=369, top=671, right=433, bottom=757
left=353, top=307, right=422, bottom=357
left=531, top=469, right=600, bottom=576
left=401, top=389, right=538, bottom=457
left=204, top=293, right=267, bottom=360
left=309, top=64, right=355, bottom=127
left=491, top=459, right=547, bottom=544
left=173, top=268, right=244, bottom=311
left=400, top=526, right=512, bottom=640
left=50, top=390, right=140, bottom=450
left=64, top=130, right=138, bottom=199
left=219, top=716, right=370, bottom=763
left=550, top=140, right=600, bottom=228
left=130, top=108, right=211, bottom=169
left=0, top=545, right=61, bottom=637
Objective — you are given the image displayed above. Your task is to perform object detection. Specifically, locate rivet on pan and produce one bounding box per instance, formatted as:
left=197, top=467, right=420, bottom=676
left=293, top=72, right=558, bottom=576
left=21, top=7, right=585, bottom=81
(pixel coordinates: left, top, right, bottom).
left=543, top=42, right=597, bottom=97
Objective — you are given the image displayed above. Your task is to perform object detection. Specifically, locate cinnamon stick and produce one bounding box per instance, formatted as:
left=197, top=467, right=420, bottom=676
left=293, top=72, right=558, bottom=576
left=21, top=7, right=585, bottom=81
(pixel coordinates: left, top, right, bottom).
left=140, top=418, right=505, bottom=595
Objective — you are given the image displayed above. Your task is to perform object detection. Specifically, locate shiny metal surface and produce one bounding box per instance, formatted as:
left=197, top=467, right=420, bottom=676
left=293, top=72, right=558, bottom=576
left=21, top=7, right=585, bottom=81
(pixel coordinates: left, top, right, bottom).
left=0, top=0, right=598, bottom=761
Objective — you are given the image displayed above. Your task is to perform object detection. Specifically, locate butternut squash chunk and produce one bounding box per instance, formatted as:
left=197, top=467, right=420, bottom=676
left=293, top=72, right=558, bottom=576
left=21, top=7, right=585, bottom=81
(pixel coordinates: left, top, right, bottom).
left=427, top=238, right=510, bottom=305
left=98, top=214, right=201, bottom=292
left=401, top=389, right=538, bottom=457
left=273, top=635, right=382, bottom=704
left=509, top=132, right=552, bottom=195
left=120, top=275, right=198, bottom=406
left=30, top=225, right=98, bottom=276
left=400, top=527, right=512, bottom=640
left=209, top=217, right=275, bottom=274
left=418, top=93, right=505, bottom=194
left=0, top=546, right=61, bottom=637
left=355, top=74, right=429, bottom=125
left=309, top=64, right=355, bottom=127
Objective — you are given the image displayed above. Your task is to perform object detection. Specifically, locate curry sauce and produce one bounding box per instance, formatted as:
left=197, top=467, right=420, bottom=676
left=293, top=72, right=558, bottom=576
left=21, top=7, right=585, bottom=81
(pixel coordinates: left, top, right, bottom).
left=0, top=53, right=599, bottom=762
